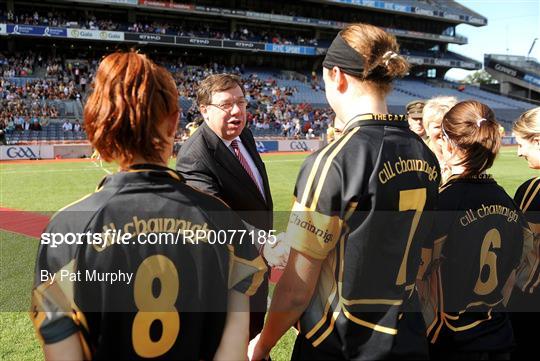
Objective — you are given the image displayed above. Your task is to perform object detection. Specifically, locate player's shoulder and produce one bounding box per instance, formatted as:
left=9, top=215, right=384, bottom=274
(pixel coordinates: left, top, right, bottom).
left=437, top=176, right=476, bottom=209
left=515, top=177, right=540, bottom=202
left=46, top=185, right=118, bottom=233
left=302, top=129, right=376, bottom=168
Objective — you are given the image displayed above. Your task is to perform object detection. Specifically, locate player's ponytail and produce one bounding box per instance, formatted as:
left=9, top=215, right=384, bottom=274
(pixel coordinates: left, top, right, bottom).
left=340, top=23, right=410, bottom=96
left=441, top=100, right=501, bottom=177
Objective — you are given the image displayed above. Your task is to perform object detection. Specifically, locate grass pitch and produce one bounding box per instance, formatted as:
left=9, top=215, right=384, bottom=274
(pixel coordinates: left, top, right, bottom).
left=0, top=146, right=537, bottom=360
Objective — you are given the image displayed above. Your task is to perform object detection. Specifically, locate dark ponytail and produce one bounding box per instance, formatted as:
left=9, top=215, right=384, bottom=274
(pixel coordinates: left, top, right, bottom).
left=340, top=23, right=410, bottom=95
left=442, top=100, right=501, bottom=177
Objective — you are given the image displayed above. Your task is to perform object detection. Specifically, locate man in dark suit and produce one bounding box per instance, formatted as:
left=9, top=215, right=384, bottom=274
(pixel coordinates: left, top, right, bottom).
left=176, top=74, right=289, bottom=339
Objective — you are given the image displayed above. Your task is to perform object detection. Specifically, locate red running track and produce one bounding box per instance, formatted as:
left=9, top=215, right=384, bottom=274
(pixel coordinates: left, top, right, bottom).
left=0, top=207, right=51, bottom=239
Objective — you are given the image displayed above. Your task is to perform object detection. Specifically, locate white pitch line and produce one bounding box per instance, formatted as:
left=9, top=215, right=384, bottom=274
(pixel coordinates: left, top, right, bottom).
left=92, top=161, right=112, bottom=174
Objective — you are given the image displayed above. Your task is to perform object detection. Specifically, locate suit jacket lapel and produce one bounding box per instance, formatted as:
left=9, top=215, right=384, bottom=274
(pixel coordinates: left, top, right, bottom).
left=201, top=123, right=266, bottom=205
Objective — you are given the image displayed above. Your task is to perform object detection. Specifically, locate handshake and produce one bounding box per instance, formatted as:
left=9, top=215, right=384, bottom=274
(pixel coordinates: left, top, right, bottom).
left=260, top=232, right=290, bottom=269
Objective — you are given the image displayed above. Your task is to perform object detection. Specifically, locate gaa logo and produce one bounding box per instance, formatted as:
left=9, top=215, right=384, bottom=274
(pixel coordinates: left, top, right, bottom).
left=290, top=141, right=309, bottom=151
left=71, top=29, right=79, bottom=38
left=6, top=147, right=37, bottom=159
left=99, top=31, right=107, bottom=40
left=256, top=141, right=267, bottom=153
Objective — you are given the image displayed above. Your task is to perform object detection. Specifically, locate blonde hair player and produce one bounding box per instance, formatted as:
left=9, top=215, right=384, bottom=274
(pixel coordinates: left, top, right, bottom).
left=508, top=107, right=540, bottom=360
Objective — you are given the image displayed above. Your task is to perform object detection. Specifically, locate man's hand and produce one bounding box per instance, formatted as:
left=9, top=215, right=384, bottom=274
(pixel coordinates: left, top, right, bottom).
left=262, top=233, right=290, bottom=269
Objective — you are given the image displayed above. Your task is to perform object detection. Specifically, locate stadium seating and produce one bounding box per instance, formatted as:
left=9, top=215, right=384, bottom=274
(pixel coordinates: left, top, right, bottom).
left=4, top=122, right=87, bottom=144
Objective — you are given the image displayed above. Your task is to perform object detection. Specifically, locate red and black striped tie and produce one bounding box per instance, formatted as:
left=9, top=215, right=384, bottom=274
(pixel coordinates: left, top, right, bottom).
left=231, top=139, right=264, bottom=197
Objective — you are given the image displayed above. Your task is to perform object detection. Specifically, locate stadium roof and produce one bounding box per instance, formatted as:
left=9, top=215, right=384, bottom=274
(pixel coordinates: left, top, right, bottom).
left=486, top=54, right=540, bottom=77
left=301, top=0, right=487, bottom=26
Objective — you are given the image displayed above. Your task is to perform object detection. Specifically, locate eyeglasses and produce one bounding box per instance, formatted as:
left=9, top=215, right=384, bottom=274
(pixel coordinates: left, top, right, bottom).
left=208, top=98, right=248, bottom=112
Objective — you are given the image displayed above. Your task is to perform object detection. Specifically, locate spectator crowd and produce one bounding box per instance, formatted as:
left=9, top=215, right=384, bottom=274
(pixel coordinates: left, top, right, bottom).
left=1, top=10, right=323, bottom=46
left=1, top=50, right=333, bottom=143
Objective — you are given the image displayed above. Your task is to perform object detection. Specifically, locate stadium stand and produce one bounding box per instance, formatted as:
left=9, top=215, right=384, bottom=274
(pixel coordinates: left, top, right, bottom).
left=484, top=54, right=540, bottom=102
left=0, top=0, right=536, bottom=146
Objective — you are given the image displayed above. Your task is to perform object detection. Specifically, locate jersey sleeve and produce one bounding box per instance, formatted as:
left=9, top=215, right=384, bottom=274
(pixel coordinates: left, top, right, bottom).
left=211, top=210, right=267, bottom=297
left=30, top=221, right=86, bottom=346
left=227, top=241, right=267, bottom=297
left=514, top=178, right=540, bottom=295
left=285, top=152, right=352, bottom=260
left=417, top=187, right=455, bottom=282
left=514, top=177, right=540, bottom=224
left=515, top=224, right=539, bottom=295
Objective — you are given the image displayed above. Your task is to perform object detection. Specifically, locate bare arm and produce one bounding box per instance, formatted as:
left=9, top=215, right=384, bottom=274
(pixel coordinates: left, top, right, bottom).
left=43, top=333, right=83, bottom=361
left=214, top=289, right=250, bottom=361
left=252, top=249, right=323, bottom=359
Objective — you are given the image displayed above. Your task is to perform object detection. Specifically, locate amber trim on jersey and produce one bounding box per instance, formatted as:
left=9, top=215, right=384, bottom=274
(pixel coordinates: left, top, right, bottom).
left=304, top=204, right=352, bottom=346
left=341, top=298, right=403, bottom=306
left=300, top=114, right=407, bottom=211
left=52, top=166, right=183, bottom=221
left=457, top=299, right=503, bottom=315
left=310, top=129, right=361, bottom=210
left=31, top=260, right=93, bottom=358
left=298, top=128, right=360, bottom=210
left=520, top=177, right=540, bottom=212
left=438, top=174, right=461, bottom=192
left=428, top=268, right=446, bottom=344
left=425, top=236, right=500, bottom=343
left=425, top=236, right=447, bottom=343
left=307, top=201, right=403, bottom=347
left=521, top=229, right=540, bottom=294
left=126, top=168, right=183, bottom=182
left=287, top=201, right=344, bottom=260
left=305, top=250, right=338, bottom=340
left=516, top=177, right=540, bottom=294
left=342, top=310, right=399, bottom=335
left=342, top=113, right=408, bottom=134
left=443, top=309, right=493, bottom=332
left=50, top=192, right=99, bottom=221
left=439, top=174, right=495, bottom=193
left=299, top=133, right=346, bottom=207
left=226, top=244, right=267, bottom=296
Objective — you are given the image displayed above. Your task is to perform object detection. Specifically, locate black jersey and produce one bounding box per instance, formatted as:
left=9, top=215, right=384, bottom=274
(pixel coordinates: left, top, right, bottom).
left=285, top=113, right=440, bottom=359
left=421, top=174, right=529, bottom=352
left=512, top=176, right=540, bottom=302
left=515, top=176, right=540, bottom=231
left=30, top=164, right=266, bottom=360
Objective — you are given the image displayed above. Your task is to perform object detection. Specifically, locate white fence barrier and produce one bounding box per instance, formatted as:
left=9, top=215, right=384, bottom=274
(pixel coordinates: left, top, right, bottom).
left=0, top=145, right=54, bottom=160
left=0, top=144, right=92, bottom=160
left=277, top=139, right=325, bottom=152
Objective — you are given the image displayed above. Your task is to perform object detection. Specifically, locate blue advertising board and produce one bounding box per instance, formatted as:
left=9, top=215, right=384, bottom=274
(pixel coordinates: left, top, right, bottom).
left=255, top=141, right=278, bottom=153
left=264, top=44, right=316, bottom=55
left=7, top=24, right=67, bottom=37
